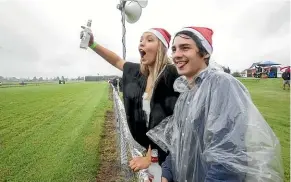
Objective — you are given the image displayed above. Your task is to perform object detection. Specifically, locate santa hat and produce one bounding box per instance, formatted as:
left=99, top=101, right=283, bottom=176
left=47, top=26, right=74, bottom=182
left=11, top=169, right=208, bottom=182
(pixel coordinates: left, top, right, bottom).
left=177, top=26, right=213, bottom=54
left=146, top=28, right=171, bottom=49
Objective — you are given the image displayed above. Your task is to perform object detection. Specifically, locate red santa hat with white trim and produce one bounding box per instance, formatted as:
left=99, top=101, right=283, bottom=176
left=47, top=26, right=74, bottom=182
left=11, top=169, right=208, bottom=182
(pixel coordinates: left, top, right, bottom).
left=177, top=26, right=214, bottom=55
left=146, top=28, right=171, bottom=49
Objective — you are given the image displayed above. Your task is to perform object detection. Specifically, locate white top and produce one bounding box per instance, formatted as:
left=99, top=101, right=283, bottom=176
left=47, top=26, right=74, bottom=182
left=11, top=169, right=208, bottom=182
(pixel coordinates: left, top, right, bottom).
left=142, top=92, right=151, bottom=128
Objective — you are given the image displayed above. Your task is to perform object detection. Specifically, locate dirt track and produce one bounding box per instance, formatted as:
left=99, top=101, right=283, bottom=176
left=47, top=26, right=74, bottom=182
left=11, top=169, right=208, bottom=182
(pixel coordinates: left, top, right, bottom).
left=95, top=110, right=123, bottom=182
left=95, top=89, right=127, bottom=182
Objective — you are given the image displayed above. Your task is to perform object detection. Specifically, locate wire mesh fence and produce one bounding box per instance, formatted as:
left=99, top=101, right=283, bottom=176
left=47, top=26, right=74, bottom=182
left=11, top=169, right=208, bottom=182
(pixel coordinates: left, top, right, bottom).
left=110, top=84, right=149, bottom=181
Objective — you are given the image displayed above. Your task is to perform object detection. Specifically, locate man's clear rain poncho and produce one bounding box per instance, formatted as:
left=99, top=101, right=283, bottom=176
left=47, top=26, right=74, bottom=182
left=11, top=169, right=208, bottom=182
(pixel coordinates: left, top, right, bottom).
left=147, top=66, right=284, bottom=182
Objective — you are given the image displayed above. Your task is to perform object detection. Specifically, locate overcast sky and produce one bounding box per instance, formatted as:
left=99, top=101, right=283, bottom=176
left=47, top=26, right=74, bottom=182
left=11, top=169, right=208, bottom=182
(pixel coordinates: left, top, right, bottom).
left=0, top=0, right=290, bottom=78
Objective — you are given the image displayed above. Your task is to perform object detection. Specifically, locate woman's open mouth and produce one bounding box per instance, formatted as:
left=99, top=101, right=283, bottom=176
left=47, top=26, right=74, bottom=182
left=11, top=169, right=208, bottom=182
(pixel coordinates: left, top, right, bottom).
left=139, top=49, right=146, bottom=58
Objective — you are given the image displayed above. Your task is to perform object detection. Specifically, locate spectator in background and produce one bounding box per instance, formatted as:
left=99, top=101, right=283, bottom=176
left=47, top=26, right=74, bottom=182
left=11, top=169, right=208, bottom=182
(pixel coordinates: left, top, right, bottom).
left=118, top=77, right=123, bottom=92
left=282, top=69, right=290, bottom=90
left=112, top=77, right=118, bottom=91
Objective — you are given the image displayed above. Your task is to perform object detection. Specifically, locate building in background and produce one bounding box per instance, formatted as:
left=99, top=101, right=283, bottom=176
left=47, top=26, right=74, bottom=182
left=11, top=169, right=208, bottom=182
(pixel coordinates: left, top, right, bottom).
left=242, top=61, right=289, bottom=78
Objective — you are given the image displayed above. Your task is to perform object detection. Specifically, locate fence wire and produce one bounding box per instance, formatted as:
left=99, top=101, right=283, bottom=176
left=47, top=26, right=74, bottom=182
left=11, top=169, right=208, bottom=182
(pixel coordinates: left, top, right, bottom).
left=110, top=84, right=149, bottom=181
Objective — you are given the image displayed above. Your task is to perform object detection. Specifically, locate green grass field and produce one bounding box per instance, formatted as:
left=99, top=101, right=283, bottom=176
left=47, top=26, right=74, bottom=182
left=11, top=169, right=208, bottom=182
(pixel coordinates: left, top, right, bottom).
left=239, top=78, right=290, bottom=181
left=0, top=82, right=111, bottom=182
left=0, top=78, right=289, bottom=182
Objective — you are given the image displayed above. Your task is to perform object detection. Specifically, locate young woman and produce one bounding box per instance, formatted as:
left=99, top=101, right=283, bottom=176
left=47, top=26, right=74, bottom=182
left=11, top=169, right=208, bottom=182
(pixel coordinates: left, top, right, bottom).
left=81, top=27, right=180, bottom=170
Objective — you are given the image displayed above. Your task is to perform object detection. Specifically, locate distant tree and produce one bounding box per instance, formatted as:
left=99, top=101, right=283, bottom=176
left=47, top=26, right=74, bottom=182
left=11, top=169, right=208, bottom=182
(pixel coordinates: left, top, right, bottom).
left=56, top=76, right=60, bottom=81
left=232, top=72, right=241, bottom=77
left=222, top=66, right=231, bottom=74
left=77, top=76, right=84, bottom=81
left=39, top=77, right=43, bottom=81
left=33, top=76, right=37, bottom=81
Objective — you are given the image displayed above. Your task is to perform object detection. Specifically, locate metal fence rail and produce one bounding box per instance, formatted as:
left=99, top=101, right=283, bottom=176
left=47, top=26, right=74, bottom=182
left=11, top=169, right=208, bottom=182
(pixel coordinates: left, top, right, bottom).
left=110, top=84, right=148, bottom=181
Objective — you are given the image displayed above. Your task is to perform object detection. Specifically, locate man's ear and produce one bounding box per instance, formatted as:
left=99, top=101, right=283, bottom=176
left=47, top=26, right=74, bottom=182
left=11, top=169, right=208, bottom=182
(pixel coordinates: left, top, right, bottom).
left=204, top=54, right=210, bottom=59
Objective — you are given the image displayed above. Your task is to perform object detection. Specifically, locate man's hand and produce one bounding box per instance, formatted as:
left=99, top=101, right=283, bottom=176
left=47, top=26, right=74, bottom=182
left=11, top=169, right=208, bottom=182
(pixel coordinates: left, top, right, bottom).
left=129, top=156, right=151, bottom=171
left=161, top=177, right=168, bottom=182
left=129, top=145, right=152, bottom=172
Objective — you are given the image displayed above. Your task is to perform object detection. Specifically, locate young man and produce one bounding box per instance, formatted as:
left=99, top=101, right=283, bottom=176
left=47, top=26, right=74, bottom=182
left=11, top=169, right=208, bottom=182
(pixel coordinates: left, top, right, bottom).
left=147, top=26, right=284, bottom=182
left=282, top=69, right=290, bottom=90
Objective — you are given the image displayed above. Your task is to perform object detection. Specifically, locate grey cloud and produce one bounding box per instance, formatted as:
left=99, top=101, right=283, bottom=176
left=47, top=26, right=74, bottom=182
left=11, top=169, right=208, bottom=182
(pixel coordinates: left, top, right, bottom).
left=0, top=0, right=289, bottom=78
left=216, top=0, right=290, bottom=71
left=233, top=1, right=290, bottom=39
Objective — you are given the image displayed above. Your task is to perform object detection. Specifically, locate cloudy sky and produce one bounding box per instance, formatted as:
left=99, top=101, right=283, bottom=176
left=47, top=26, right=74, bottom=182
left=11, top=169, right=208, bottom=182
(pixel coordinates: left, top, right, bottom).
left=0, top=0, right=290, bottom=78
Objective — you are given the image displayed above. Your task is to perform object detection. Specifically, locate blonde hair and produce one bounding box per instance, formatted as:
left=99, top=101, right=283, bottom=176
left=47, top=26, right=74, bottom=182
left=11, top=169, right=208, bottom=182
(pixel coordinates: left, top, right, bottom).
left=140, top=41, right=173, bottom=99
